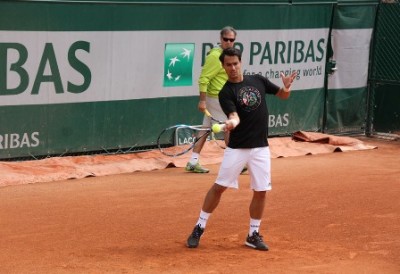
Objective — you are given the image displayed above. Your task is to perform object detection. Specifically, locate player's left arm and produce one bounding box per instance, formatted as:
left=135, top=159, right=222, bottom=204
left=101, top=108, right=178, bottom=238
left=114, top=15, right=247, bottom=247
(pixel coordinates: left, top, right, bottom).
left=276, top=71, right=297, bottom=99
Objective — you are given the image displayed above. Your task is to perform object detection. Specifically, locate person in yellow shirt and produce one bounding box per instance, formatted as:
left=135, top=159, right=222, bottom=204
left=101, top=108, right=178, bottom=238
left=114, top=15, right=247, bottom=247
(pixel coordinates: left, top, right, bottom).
left=185, top=26, right=237, bottom=173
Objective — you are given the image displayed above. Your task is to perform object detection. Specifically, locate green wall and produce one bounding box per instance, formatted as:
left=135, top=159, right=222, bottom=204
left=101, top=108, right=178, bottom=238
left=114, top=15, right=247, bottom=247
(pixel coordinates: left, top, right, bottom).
left=0, top=0, right=382, bottom=159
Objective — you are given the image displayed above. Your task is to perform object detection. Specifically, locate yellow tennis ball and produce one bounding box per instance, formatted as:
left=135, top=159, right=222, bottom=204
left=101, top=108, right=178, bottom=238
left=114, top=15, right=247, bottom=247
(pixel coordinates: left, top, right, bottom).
left=212, top=124, right=221, bottom=133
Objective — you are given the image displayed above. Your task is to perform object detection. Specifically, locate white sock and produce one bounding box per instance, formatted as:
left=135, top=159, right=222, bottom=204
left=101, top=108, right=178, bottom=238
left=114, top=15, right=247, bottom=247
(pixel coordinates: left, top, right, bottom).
left=189, top=153, right=200, bottom=165
left=196, top=210, right=211, bottom=229
left=249, top=218, right=261, bottom=236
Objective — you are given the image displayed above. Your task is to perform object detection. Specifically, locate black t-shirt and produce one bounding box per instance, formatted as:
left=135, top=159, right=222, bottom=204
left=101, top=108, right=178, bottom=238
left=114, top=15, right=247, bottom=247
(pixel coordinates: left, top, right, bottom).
left=219, top=74, right=280, bottom=148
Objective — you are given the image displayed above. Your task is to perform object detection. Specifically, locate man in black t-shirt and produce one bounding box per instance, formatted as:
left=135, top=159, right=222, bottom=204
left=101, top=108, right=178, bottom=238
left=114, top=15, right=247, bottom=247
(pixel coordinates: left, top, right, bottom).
left=186, top=47, right=297, bottom=251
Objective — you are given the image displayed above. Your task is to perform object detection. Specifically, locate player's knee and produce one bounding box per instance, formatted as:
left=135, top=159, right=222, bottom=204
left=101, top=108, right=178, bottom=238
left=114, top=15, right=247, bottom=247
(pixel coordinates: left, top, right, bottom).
left=212, top=183, right=227, bottom=195
left=253, top=190, right=266, bottom=199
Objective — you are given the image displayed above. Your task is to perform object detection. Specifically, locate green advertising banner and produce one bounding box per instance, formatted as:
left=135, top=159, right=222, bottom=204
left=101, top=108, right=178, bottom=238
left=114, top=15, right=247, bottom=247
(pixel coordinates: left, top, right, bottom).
left=0, top=1, right=361, bottom=159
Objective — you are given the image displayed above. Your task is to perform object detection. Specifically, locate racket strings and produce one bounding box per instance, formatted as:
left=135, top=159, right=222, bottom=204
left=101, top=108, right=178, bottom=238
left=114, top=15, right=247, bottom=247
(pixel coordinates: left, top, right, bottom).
left=157, top=126, right=210, bottom=157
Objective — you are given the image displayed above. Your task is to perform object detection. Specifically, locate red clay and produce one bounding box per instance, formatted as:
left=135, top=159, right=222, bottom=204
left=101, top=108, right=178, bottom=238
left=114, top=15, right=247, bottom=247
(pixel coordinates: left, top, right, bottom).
left=0, top=138, right=399, bottom=274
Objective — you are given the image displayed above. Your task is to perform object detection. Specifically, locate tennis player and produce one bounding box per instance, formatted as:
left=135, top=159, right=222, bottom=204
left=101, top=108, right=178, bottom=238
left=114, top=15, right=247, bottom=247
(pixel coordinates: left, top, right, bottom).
left=186, top=47, right=297, bottom=250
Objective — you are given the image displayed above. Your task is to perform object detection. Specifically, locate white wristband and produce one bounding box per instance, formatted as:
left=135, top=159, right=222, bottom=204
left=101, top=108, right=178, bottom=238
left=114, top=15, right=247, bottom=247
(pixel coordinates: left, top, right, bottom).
left=229, top=119, right=239, bottom=128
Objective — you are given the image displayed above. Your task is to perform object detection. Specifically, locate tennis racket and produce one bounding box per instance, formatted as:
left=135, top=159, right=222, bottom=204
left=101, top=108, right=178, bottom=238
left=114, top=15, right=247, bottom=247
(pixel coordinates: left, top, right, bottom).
left=157, top=109, right=227, bottom=157
left=157, top=124, right=212, bottom=157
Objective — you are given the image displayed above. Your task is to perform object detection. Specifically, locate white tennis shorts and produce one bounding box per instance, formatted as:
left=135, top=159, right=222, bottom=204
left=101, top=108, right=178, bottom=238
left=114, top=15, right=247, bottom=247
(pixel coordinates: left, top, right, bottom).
left=202, top=97, right=227, bottom=127
left=215, top=147, right=272, bottom=191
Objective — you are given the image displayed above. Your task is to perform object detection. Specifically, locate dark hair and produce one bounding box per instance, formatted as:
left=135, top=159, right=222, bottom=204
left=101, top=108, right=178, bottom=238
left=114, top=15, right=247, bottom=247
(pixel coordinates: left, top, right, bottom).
left=220, top=26, right=237, bottom=37
left=219, top=47, right=242, bottom=63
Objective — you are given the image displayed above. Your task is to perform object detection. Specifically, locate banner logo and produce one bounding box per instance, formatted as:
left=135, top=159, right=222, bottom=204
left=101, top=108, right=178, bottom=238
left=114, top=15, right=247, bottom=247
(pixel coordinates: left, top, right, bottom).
left=163, top=43, right=195, bottom=87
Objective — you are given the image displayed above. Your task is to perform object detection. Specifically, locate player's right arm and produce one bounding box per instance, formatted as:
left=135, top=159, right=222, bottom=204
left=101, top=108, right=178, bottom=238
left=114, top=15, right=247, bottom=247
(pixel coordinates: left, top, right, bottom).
left=224, top=112, right=240, bottom=131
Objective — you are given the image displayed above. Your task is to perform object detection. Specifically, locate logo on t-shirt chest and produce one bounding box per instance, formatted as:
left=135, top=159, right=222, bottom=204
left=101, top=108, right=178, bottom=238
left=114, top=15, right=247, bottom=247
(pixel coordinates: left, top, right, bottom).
left=238, top=86, right=261, bottom=112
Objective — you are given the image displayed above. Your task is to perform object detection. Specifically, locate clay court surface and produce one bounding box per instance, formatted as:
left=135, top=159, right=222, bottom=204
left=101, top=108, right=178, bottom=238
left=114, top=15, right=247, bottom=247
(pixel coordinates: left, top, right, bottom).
left=0, top=137, right=399, bottom=273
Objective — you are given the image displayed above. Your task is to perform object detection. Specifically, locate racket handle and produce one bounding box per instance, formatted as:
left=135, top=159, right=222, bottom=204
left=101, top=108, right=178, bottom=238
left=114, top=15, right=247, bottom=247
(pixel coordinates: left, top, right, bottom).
left=204, top=109, right=212, bottom=117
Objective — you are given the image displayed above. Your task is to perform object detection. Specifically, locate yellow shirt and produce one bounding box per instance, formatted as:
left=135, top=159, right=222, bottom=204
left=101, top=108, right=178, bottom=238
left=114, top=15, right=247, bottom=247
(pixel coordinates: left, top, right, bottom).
left=198, top=47, right=228, bottom=98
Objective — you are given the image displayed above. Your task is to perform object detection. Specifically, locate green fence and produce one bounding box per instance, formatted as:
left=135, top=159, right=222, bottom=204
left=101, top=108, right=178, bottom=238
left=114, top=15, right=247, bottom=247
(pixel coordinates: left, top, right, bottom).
left=368, top=0, right=400, bottom=135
